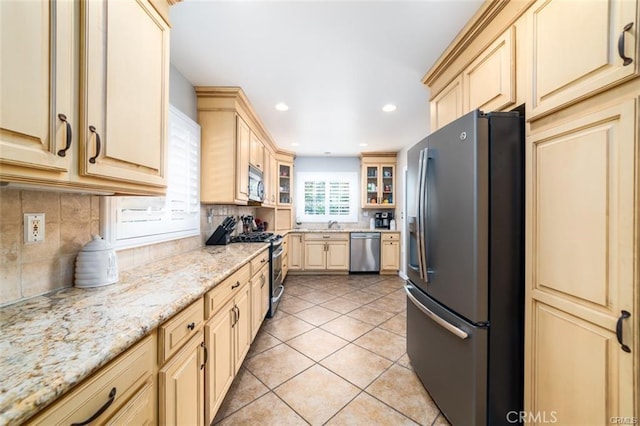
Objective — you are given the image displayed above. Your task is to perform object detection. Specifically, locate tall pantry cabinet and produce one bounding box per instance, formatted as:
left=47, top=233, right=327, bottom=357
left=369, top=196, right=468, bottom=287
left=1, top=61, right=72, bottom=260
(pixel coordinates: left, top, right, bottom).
left=422, top=0, right=638, bottom=423
left=0, top=0, right=171, bottom=195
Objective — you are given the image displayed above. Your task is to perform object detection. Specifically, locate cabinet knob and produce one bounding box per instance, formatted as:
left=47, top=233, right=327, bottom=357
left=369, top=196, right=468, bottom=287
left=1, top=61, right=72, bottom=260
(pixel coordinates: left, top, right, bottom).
left=187, top=322, right=195, bottom=330
left=231, top=281, right=240, bottom=289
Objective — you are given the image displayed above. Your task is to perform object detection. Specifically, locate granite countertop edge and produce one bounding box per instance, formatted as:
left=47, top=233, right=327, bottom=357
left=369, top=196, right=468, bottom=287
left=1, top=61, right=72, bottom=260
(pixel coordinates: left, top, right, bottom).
left=0, top=243, right=269, bottom=426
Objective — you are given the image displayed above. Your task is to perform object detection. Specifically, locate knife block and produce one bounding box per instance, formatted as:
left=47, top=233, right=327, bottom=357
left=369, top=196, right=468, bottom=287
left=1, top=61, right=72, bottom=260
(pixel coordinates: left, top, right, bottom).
left=206, top=225, right=232, bottom=245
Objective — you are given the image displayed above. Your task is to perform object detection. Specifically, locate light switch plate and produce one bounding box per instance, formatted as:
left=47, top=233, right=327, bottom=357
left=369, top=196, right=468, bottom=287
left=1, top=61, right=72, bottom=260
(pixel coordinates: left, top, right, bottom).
left=24, top=213, right=45, bottom=243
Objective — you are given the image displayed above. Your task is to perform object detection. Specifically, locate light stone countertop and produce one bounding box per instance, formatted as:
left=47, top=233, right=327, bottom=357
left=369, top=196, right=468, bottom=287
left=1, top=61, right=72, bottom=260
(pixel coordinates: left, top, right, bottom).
left=0, top=243, right=268, bottom=426
left=285, top=228, right=400, bottom=233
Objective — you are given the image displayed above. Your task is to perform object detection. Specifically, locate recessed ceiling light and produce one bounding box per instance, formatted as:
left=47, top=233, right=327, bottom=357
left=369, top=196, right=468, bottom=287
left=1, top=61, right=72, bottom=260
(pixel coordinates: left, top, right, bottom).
left=275, top=102, right=289, bottom=111
left=359, top=143, right=368, bottom=147
left=324, top=152, right=331, bottom=155
left=291, top=143, right=299, bottom=147
left=382, top=104, right=397, bottom=112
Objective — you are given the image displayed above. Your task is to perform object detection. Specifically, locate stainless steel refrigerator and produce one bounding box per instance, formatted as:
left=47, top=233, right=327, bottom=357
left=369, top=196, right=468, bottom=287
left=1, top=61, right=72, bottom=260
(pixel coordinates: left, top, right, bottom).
left=405, top=109, right=524, bottom=426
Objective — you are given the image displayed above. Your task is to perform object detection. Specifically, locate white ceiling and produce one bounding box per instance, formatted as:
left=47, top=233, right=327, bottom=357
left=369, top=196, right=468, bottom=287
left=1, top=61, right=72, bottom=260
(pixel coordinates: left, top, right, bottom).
left=169, top=0, right=483, bottom=156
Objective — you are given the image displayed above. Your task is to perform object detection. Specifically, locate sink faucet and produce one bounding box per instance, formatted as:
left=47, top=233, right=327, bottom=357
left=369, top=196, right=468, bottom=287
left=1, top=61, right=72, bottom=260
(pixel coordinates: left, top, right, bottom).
left=328, top=220, right=338, bottom=229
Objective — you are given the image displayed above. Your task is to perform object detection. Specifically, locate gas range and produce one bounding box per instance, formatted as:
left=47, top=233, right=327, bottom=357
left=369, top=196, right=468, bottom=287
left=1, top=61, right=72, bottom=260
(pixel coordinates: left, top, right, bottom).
left=231, top=232, right=283, bottom=243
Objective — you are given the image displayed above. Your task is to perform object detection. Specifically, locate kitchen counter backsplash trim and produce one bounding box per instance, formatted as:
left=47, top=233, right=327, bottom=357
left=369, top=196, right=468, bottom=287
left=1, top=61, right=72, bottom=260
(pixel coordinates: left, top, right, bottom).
left=0, top=243, right=268, bottom=426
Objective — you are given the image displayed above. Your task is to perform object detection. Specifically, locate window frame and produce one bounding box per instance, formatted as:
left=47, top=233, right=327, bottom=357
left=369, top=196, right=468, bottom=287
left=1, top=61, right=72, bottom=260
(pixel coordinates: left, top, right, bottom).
left=295, top=171, right=359, bottom=223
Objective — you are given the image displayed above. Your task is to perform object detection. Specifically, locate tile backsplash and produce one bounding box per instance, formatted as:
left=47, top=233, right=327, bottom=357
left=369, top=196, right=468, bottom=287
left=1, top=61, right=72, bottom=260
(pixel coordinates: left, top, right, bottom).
left=0, top=190, right=253, bottom=307
left=0, top=188, right=100, bottom=306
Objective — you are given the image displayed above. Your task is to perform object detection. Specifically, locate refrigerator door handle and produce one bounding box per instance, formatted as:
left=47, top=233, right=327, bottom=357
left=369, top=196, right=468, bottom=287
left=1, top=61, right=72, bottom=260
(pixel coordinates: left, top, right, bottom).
left=405, top=285, right=469, bottom=339
left=418, top=148, right=430, bottom=282
left=416, top=150, right=426, bottom=281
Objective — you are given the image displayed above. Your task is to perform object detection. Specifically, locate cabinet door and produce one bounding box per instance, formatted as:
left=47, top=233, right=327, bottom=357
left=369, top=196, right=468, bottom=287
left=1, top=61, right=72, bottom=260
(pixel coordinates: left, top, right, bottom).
left=204, top=302, right=234, bottom=424
left=529, top=0, right=638, bottom=118
left=278, top=162, right=292, bottom=205
left=289, top=233, right=303, bottom=270
left=430, top=75, right=463, bottom=131
left=159, top=332, right=205, bottom=426
left=0, top=0, right=73, bottom=175
left=379, top=164, right=395, bottom=207
left=326, top=241, right=349, bottom=270
left=81, top=0, right=169, bottom=188
left=234, top=283, right=251, bottom=374
left=105, top=380, right=155, bottom=426
left=304, top=241, right=327, bottom=269
left=463, top=26, right=515, bottom=113
left=270, top=152, right=278, bottom=204
left=525, top=99, right=636, bottom=419
left=236, top=117, right=250, bottom=201
left=527, top=302, right=633, bottom=424
left=381, top=241, right=400, bottom=272
left=363, top=165, right=380, bottom=207
left=249, top=132, right=264, bottom=171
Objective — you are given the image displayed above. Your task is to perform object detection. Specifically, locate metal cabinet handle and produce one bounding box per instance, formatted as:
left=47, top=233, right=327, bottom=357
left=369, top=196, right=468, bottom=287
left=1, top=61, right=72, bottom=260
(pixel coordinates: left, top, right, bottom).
left=261, top=258, right=266, bottom=263
left=618, top=22, right=634, bottom=66
left=231, top=306, right=237, bottom=327
left=231, top=281, right=240, bottom=289
left=616, top=310, right=631, bottom=353
left=200, top=341, right=208, bottom=370
left=57, top=114, right=72, bottom=157
left=235, top=305, right=240, bottom=322
left=260, top=274, right=266, bottom=288
left=187, top=322, right=195, bottom=330
left=88, top=125, right=101, bottom=164
left=70, top=387, right=116, bottom=426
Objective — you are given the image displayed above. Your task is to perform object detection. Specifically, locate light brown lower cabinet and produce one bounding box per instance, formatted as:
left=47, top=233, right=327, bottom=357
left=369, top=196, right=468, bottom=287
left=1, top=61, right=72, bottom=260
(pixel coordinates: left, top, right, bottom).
left=204, top=266, right=252, bottom=425
left=303, top=233, right=350, bottom=271
left=159, top=331, right=205, bottom=426
left=251, top=262, right=270, bottom=340
left=381, top=233, right=401, bottom=273
left=29, top=334, right=157, bottom=425
left=288, top=233, right=304, bottom=270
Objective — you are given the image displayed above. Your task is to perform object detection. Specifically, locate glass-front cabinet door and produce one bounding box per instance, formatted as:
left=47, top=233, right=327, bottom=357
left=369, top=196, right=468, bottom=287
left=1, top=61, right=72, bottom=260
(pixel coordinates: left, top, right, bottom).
left=278, top=162, right=292, bottom=205
left=362, top=163, right=395, bottom=208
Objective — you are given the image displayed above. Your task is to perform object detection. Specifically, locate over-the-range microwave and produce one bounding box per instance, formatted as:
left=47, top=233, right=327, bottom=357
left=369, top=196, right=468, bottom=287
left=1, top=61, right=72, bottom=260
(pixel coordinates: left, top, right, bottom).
left=248, top=165, right=265, bottom=202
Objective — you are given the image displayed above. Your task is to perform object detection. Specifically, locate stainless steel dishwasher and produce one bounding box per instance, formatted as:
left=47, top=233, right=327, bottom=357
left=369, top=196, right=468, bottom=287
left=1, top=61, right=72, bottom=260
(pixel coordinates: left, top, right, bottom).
left=349, top=232, right=381, bottom=272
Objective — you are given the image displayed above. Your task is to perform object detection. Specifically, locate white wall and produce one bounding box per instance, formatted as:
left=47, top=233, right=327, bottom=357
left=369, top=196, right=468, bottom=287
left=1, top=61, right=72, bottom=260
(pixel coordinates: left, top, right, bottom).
left=169, top=64, right=197, bottom=121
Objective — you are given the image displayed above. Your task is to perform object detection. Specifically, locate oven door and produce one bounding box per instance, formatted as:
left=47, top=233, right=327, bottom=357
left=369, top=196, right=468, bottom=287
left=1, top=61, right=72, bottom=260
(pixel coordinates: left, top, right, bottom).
left=268, top=242, right=284, bottom=317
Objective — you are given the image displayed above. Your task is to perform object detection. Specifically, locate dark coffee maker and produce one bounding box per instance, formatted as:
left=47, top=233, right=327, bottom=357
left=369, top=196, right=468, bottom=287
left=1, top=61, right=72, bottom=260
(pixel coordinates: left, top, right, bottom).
left=374, top=212, right=393, bottom=229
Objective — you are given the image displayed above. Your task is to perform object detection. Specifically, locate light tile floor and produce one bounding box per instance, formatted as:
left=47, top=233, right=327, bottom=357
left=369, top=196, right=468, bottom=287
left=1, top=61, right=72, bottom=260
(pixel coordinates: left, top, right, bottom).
left=214, top=274, right=451, bottom=426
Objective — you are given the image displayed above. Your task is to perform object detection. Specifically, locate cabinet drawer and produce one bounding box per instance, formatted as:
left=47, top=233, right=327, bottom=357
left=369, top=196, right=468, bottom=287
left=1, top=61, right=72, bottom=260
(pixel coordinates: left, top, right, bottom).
left=304, top=233, right=349, bottom=241
left=105, top=379, right=155, bottom=425
left=382, top=233, right=400, bottom=241
left=29, top=334, right=156, bottom=425
left=205, top=263, right=251, bottom=320
left=159, top=299, right=204, bottom=365
left=250, top=248, right=269, bottom=275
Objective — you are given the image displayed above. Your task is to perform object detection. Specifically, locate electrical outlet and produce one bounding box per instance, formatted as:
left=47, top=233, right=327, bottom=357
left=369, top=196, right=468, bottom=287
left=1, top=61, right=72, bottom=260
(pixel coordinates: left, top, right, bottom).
left=24, top=213, right=45, bottom=243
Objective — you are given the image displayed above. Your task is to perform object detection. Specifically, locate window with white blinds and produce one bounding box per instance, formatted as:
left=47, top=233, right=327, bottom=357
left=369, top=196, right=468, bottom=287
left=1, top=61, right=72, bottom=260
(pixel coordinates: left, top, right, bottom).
left=101, top=105, right=201, bottom=249
left=296, top=172, right=358, bottom=222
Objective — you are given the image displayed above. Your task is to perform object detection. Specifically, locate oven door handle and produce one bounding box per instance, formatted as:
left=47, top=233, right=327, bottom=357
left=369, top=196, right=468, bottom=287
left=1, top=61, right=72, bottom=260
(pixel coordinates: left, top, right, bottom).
left=271, top=284, right=285, bottom=304
left=272, top=246, right=284, bottom=259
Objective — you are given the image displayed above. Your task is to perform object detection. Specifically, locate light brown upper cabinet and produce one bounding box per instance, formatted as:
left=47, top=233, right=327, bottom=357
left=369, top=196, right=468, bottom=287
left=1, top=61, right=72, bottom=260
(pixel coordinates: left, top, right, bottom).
left=0, top=0, right=74, bottom=176
left=528, top=0, right=638, bottom=119
left=197, top=87, right=290, bottom=206
left=80, top=0, right=169, bottom=189
left=463, top=27, right=516, bottom=113
left=361, top=153, right=396, bottom=208
left=250, top=132, right=265, bottom=171
left=0, top=0, right=171, bottom=195
left=430, top=76, right=463, bottom=131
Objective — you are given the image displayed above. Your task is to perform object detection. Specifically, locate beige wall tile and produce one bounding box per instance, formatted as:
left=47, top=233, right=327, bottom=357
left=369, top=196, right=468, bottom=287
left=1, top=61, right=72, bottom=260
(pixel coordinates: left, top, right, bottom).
left=59, top=254, right=77, bottom=288
left=21, top=260, right=59, bottom=298
left=91, top=196, right=100, bottom=220
left=0, top=261, right=21, bottom=305
left=0, top=222, right=21, bottom=263
left=60, top=193, right=91, bottom=220
left=0, top=189, right=22, bottom=224
left=21, top=190, right=60, bottom=223
left=60, top=220, right=92, bottom=254
left=117, top=248, right=135, bottom=272
left=22, top=222, right=61, bottom=262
